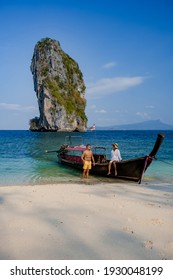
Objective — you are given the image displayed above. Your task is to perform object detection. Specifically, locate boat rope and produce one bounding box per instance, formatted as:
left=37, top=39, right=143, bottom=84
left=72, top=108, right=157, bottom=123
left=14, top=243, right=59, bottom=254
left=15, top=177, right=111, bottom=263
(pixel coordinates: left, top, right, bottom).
left=154, top=157, right=173, bottom=166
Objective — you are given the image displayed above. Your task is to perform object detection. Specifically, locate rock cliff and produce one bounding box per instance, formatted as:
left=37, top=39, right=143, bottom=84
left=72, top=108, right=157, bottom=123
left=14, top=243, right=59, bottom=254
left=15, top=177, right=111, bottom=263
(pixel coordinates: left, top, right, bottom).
left=29, top=38, right=87, bottom=132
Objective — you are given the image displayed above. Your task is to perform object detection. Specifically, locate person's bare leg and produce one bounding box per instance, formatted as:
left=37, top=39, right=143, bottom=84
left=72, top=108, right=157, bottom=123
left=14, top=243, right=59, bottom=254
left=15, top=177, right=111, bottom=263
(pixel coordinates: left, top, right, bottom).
left=113, top=161, right=117, bottom=176
left=107, top=162, right=112, bottom=175
left=86, top=169, right=89, bottom=178
left=82, top=169, right=86, bottom=178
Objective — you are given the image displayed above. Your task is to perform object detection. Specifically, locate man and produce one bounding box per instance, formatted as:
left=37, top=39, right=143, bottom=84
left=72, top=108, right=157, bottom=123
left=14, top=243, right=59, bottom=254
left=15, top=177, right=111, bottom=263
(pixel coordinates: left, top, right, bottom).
left=81, top=144, right=95, bottom=178
left=107, top=143, right=122, bottom=176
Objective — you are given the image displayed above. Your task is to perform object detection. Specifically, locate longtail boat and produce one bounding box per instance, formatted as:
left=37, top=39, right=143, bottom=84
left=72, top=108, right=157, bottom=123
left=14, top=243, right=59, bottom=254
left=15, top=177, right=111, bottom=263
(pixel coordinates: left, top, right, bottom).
left=47, top=134, right=164, bottom=183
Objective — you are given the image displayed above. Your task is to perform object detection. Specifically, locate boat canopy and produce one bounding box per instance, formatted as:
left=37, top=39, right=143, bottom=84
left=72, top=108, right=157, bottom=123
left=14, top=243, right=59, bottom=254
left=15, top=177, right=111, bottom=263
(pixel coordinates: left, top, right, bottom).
left=65, top=146, right=86, bottom=151
left=65, top=145, right=106, bottom=151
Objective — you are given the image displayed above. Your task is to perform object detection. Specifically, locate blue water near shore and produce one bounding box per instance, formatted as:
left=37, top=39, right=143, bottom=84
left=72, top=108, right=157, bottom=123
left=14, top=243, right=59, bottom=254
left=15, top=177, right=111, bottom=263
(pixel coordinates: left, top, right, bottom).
left=0, top=130, right=173, bottom=186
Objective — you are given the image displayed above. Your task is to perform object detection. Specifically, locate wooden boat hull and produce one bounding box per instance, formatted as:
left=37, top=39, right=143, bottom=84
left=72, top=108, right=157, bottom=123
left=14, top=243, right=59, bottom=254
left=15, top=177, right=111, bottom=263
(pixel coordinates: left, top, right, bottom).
left=58, top=134, right=164, bottom=183
left=59, top=155, right=152, bottom=183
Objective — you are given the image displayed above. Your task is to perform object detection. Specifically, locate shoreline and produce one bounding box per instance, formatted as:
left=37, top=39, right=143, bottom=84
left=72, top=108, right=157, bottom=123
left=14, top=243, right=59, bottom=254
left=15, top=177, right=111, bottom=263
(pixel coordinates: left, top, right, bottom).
left=0, top=181, right=173, bottom=260
left=1, top=173, right=173, bottom=188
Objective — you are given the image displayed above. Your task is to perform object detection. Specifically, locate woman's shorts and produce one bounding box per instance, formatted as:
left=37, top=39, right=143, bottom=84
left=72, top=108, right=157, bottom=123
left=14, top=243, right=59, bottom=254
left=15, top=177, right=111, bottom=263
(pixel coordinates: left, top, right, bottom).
left=83, top=160, right=92, bottom=170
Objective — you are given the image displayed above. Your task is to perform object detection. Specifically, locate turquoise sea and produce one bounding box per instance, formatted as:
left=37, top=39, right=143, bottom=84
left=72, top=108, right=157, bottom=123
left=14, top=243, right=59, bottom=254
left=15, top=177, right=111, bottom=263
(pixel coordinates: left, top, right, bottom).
left=0, top=130, right=173, bottom=186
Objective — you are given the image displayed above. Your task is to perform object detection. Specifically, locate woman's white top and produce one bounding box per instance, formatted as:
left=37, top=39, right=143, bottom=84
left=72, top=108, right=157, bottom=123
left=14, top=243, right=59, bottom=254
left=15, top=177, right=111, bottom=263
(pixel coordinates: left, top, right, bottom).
left=110, top=149, right=122, bottom=162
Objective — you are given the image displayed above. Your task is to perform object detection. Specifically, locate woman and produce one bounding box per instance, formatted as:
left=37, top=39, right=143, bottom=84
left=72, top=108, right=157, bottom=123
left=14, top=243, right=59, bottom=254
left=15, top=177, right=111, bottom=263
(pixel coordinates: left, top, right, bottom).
left=107, top=143, right=122, bottom=176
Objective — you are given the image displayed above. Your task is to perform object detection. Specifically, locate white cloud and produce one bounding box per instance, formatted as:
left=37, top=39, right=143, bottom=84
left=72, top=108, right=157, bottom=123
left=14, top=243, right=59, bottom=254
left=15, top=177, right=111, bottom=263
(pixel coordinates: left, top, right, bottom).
left=146, top=105, right=155, bottom=109
left=95, top=109, right=107, bottom=114
left=89, top=104, right=107, bottom=114
left=102, top=61, right=117, bottom=69
left=86, top=76, right=145, bottom=99
left=136, top=111, right=151, bottom=119
left=0, top=103, right=36, bottom=112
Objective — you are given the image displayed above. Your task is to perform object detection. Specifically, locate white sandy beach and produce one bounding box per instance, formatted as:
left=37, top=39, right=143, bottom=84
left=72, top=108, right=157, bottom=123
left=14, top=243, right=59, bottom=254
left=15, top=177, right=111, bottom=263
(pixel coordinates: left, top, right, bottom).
left=0, top=180, right=173, bottom=260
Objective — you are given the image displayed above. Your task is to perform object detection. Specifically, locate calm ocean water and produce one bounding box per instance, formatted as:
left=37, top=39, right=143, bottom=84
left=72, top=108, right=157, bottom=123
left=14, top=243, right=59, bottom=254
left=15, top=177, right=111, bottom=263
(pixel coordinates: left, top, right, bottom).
left=0, top=130, right=173, bottom=186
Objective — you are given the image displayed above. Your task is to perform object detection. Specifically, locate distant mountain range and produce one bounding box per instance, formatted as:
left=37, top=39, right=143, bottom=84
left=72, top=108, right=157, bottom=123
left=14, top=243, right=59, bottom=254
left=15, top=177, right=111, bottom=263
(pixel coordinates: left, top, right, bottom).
left=97, top=120, right=173, bottom=130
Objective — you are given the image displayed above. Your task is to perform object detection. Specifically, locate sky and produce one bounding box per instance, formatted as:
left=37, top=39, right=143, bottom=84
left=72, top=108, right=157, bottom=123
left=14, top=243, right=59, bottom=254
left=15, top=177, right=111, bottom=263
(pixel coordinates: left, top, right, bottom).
left=0, top=0, right=173, bottom=129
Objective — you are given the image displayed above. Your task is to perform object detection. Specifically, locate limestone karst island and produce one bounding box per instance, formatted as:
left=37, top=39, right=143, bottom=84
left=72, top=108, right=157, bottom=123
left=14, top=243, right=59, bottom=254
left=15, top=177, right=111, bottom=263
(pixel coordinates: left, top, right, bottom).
left=29, top=38, right=87, bottom=132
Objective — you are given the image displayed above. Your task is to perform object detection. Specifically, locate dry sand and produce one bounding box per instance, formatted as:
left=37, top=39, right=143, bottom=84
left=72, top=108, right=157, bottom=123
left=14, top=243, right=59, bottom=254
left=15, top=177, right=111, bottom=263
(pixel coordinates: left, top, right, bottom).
left=0, top=180, right=173, bottom=260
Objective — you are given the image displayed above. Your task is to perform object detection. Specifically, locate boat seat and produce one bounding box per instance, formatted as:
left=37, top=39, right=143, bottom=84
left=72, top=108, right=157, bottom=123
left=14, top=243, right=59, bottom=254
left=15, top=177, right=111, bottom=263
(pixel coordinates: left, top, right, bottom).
left=94, top=154, right=107, bottom=163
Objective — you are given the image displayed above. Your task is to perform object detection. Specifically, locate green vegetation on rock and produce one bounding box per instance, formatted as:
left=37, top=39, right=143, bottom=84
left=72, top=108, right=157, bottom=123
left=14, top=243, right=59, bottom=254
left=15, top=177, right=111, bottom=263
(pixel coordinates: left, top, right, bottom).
left=30, top=37, right=87, bottom=131
left=45, top=78, right=87, bottom=121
